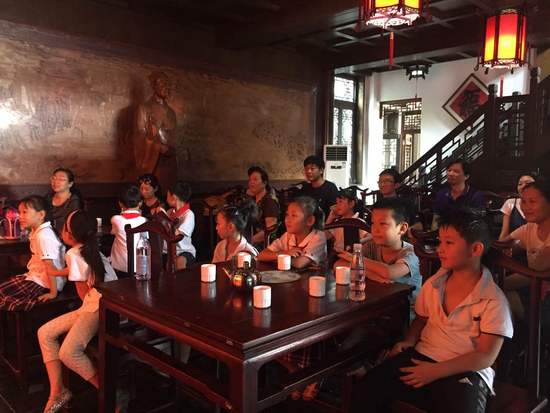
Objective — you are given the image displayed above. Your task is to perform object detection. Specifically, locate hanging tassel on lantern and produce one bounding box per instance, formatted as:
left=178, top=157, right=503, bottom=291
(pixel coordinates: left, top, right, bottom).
left=389, top=32, right=395, bottom=69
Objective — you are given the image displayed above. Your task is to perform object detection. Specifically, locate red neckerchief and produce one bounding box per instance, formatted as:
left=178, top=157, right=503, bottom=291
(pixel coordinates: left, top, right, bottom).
left=121, top=211, right=142, bottom=219
left=171, top=203, right=190, bottom=219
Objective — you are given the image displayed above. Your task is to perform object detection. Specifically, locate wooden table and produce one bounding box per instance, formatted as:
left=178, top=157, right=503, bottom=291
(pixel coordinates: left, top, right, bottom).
left=97, top=265, right=412, bottom=413
left=0, top=237, right=29, bottom=255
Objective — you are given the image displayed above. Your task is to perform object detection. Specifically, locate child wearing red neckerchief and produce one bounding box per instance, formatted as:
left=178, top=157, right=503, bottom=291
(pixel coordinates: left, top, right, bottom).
left=110, top=185, right=147, bottom=278
left=167, top=181, right=196, bottom=270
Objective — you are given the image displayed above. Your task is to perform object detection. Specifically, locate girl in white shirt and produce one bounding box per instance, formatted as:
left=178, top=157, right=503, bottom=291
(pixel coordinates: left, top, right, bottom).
left=325, top=189, right=369, bottom=269
left=166, top=181, right=196, bottom=270
left=212, top=199, right=259, bottom=263
left=0, top=196, right=65, bottom=311
left=498, top=172, right=536, bottom=240
left=257, top=196, right=327, bottom=401
left=38, top=210, right=117, bottom=413
left=502, top=181, right=550, bottom=320
left=258, top=196, right=327, bottom=269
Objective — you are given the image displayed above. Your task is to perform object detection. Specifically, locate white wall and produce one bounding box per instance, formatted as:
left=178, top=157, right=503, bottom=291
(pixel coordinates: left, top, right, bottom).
left=362, top=58, right=530, bottom=190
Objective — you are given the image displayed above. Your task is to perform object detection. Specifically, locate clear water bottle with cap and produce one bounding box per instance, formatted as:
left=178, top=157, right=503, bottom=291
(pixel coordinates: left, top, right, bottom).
left=135, top=233, right=151, bottom=281
left=349, top=243, right=366, bottom=301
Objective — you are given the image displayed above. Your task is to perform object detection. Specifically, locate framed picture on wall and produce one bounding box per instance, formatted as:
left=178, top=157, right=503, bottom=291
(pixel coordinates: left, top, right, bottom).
left=443, top=74, right=489, bottom=123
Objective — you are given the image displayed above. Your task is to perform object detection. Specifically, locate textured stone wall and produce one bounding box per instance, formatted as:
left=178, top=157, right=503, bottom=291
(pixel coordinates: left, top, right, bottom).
left=0, top=35, right=315, bottom=185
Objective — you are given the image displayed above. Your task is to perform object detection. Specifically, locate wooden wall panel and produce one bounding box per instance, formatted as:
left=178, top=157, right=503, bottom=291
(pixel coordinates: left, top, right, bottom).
left=0, top=35, right=315, bottom=186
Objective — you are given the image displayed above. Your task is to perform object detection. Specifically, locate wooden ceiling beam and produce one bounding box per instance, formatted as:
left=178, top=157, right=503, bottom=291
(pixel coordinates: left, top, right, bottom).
left=464, top=0, right=495, bottom=13
left=335, top=43, right=479, bottom=74
left=332, top=7, right=478, bottom=47
left=333, top=30, right=376, bottom=46
left=217, top=0, right=360, bottom=49
left=234, top=0, right=280, bottom=12
left=333, top=19, right=482, bottom=71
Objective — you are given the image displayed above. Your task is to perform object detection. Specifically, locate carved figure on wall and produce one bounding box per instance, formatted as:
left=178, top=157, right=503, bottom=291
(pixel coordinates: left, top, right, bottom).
left=134, top=71, right=178, bottom=187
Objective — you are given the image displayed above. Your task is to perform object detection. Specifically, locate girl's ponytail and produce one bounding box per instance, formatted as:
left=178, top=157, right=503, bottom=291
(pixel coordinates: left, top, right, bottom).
left=292, top=196, right=324, bottom=230
left=218, top=198, right=259, bottom=234
left=67, top=210, right=105, bottom=286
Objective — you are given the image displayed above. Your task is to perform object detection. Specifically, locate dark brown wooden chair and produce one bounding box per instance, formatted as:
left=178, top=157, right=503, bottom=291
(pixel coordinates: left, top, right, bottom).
left=485, top=246, right=550, bottom=412
left=324, top=218, right=371, bottom=234
left=0, top=284, right=79, bottom=392
left=409, top=228, right=440, bottom=282
left=125, top=213, right=183, bottom=278
left=324, top=218, right=371, bottom=269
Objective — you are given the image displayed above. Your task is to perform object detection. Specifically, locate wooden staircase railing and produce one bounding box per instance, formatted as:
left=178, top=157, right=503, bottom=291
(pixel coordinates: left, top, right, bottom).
left=400, top=98, right=489, bottom=192
left=400, top=68, right=541, bottom=193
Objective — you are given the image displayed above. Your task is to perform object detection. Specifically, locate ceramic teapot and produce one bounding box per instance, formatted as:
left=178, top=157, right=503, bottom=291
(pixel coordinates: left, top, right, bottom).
left=230, top=261, right=260, bottom=291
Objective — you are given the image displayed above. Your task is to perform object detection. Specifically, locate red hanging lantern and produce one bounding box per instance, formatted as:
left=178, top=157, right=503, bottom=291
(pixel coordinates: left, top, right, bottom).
left=480, top=8, right=527, bottom=69
left=363, top=0, right=422, bottom=28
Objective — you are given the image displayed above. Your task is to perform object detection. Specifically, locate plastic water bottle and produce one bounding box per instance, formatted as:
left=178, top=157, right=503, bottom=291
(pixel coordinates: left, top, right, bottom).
left=135, top=233, right=151, bottom=281
left=349, top=243, right=366, bottom=301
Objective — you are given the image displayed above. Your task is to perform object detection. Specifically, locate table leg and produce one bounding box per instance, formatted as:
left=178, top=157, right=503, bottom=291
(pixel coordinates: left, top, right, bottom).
left=229, top=361, right=259, bottom=413
left=99, top=302, right=120, bottom=413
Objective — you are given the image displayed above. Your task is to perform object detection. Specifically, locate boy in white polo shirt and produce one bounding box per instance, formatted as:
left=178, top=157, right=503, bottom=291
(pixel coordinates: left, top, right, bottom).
left=110, top=185, right=147, bottom=278
left=350, top=209, right=513, bottom=413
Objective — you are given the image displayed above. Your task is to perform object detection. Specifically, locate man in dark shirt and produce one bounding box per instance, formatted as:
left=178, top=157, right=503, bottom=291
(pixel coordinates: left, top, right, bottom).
left=431, top=159, right=485, bottom=229
left=298, top=155, right=339, bottom=217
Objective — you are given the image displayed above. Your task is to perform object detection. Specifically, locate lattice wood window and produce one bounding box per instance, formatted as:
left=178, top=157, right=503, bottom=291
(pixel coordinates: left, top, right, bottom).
left=380, top=98, right=422, bottom=172
left=332, top=76, right=358, bottom=184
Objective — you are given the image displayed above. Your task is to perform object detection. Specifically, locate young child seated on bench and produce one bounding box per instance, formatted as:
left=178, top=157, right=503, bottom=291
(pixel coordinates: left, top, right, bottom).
left=212, top=199, right=258, bottom=263
left=0, top=196, right=66, bottom=310
left=325, top=188, right=369, bottom=269
left=38, top=210, right=118, bottom=413
left=110, top=185, right=147, bottom=278
left=350, top=209, right=513, bottom=413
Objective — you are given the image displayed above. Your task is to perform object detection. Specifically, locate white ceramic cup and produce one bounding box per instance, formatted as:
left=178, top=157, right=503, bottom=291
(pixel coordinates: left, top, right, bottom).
left=201, top=264, right=216, bottom=283
left=253, top=285, right=272, bottom=309
left=96, top=217, right=102, bottom=229
left=335, top=266, right=351, bottom=285
left=309, top=276, right=326, bottom=297
left=277, top=254, right=291, bottom=271
left=237, top=252, right=252, bottom=268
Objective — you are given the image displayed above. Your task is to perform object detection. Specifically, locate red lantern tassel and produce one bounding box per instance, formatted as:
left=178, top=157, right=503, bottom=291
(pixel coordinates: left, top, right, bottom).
left=389, top=32, right=395, bottom=69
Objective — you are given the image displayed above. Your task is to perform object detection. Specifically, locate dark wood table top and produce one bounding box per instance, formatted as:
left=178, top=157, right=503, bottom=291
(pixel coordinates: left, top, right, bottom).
left=98, top=264, right=412, bottom=352
left=0, top=236, right=29, bottom=253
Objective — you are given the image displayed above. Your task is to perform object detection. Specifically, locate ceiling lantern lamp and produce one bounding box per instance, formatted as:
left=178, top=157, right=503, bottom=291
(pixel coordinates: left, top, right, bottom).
left=480, top=8, right=527, bottom=69
left=363, top=0, right=422, bottom=28
left=406, top=64, right=430, bottom=80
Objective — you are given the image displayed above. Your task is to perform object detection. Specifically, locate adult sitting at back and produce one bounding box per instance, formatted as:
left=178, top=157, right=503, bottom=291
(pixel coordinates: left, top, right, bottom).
left=298, top=155, right=339, bottom=217
left=246, top=166, right=279, bottom=245
left=138, top=173, right=166, bottom=218
left=498, top=172, right=536, bottom=240
left=377, top=168, right=421, bottom=229
left=431, top=159, right=485, bottom=230
left=46, top=168, right=82, bottom=234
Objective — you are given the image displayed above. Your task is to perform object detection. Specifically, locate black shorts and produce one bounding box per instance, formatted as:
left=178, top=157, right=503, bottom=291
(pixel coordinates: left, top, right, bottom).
left=350, top=348, right=489, bottom=413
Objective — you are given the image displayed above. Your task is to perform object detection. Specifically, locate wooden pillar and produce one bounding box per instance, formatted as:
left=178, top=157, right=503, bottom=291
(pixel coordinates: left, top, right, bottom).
left=527, top=67, right=540, bottom=164
left=315, top=69, right=334, bottom=158
left=484, top=84, right=498, bottom=177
